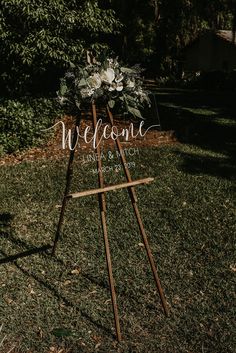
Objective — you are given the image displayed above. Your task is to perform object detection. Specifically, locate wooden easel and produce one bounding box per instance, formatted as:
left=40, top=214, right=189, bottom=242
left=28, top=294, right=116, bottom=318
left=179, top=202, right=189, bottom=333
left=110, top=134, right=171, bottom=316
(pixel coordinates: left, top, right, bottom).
left=52, top=102, right=169, bottom=341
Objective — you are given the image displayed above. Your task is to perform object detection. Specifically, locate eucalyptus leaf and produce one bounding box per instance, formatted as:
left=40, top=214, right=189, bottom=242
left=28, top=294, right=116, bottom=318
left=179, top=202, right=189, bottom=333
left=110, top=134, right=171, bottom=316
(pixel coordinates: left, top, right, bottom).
left=128, top=106, right=143, bottom=119
left=78, top=78, right=87, bottom=87
left=83, top=70, right=89, bottom=78
left=108, top=99, right=115, bottom=108
left=60, top=84, right=67, bottom=96
left=121, top=67, right=136, bottom=74
left=125, top=94, right=136, bottom=103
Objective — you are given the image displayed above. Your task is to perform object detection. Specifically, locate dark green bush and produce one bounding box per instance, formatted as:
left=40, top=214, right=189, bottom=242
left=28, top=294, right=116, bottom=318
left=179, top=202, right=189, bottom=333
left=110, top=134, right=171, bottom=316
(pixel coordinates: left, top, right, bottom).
left=0, top=97, right=61, bottom=155
left=0, top=0, right=120, bottom=96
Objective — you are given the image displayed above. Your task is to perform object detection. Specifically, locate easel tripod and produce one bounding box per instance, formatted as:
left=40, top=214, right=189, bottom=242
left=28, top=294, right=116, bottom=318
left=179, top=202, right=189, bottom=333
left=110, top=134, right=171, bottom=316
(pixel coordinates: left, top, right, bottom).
left=52, top=102, right=169, bottom=341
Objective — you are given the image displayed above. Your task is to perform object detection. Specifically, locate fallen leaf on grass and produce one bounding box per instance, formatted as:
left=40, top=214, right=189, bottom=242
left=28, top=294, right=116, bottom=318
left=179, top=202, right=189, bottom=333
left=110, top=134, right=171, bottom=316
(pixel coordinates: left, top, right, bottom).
left=71, top=268, right=81, bottom=275
left=37, top=327, right=43, bottom=338
left=89, top=290, right=97, bottom=295
left=92, top=335, right=102, bottom=343
left=4, top=296, right=13, bottom=304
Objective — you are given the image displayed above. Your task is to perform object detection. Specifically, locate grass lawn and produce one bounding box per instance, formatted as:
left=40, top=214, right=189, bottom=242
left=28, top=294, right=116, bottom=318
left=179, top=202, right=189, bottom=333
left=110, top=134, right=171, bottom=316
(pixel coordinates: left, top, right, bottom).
left=0, top=89, right=235, bottom=352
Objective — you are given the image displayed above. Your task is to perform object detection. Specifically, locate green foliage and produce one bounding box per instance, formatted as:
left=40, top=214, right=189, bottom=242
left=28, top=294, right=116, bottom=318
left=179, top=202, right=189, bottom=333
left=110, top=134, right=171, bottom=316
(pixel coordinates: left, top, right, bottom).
left=0, top=98, right=60, bottom=154
left=110, top=0, right=157, bottom=64
left=1, top=0, right=235, bottom=94
left=0, top=0, right=121, bottom=95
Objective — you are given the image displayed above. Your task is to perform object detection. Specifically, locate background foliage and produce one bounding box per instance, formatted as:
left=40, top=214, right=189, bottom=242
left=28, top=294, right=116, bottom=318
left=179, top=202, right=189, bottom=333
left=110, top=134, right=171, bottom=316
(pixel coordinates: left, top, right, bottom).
left=109, top=0, right=235, bottom=75
left=0, top=0, right=236, bottom=154
left=0, top=98, right=61, bottom=154
left=0, top=0, right=120, bottom=96
left=1, top=0, right=235, bottom=95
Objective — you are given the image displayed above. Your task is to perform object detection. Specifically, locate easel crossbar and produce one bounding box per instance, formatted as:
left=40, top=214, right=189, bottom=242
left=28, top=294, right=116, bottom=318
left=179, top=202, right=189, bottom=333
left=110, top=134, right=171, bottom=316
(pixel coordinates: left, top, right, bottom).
left=67, top=177, right=154, bottom=199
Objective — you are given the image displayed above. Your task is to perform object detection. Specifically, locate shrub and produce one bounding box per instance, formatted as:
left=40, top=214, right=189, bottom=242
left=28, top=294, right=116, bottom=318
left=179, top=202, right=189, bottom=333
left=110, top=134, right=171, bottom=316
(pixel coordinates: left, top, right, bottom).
left=0, top=97, right=61, bottom=155
left=0, top=0, right=121, bottom=95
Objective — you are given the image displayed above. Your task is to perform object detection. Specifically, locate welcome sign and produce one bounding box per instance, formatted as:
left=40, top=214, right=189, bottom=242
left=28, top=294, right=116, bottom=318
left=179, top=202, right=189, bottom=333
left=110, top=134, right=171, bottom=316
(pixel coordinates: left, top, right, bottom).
left=50, top=88, right=169, bottom=341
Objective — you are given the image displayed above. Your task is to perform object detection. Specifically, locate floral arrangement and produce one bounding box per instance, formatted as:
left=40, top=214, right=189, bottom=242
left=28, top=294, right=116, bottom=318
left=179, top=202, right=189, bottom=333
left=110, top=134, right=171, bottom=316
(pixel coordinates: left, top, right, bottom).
left=58, top=57, right=151, bottom=118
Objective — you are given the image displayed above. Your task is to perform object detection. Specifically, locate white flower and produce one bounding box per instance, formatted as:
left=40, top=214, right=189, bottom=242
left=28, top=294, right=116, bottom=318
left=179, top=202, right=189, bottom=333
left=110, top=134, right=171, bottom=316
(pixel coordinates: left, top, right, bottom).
left=108, top=82, right=123, bottom=92
left=116, top=82, right=123, bottom=91
left=87, top=73, right=101, bottom=89
left=115, top=73, right=124, bottom=83
left=107, top=58, right=114, bottom=67
left=107, top=58, right=119, bottom=68
left=108, top=83, right=116, bottom=91
left=80, top=87, right=94, bottom=98
left=100, top=68, right=115, bottom=84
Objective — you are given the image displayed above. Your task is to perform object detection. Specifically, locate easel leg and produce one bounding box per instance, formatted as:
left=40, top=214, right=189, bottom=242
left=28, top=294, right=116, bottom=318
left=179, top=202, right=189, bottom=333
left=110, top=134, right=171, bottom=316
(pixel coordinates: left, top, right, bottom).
left=106, top=107, right=169, bottom=316
left=92, top=103, right=122, bottom=342
left=132, top=203, right=169, bottom=315
left=52, top=116, right=81, bottom=255
left=100, top=209, right=121, bottom=342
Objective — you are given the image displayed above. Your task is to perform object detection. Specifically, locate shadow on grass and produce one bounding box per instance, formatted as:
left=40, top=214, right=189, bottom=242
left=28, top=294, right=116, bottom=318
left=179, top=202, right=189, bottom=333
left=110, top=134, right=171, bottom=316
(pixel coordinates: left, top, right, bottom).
left=156, top=89, right=236, bottom=179
left=0, top=244, right=52, bottom=264
left=0, top=213, right=52, bottom=263
left=0, top=212, right=14, bottom=226
left=175, top=150, right=236, bottom=181
left=1, top=226, right=157, bottom=311
left=0, top=247, right=114, bottom=339
left=0, top=218, right=115, bottom=338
